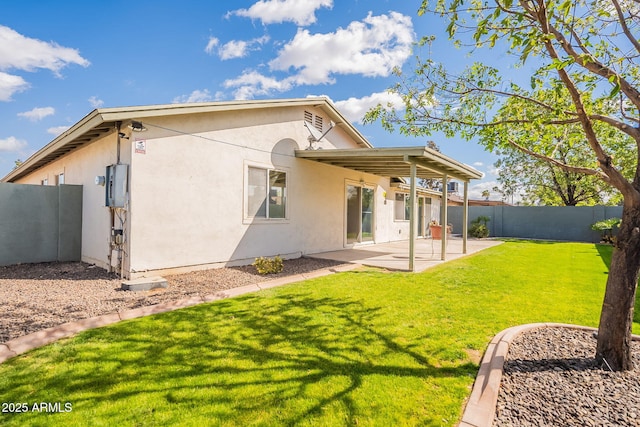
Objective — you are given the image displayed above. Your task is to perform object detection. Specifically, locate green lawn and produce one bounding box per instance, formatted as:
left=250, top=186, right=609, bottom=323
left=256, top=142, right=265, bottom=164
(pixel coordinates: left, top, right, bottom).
left=0, top=241, right=637, bottom=426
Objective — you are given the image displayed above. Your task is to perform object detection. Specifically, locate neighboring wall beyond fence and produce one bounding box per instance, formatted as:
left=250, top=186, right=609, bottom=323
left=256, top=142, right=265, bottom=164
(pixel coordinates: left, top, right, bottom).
left=0, top=183, right=82, bottom=266
left=448, top=205, right=623, bottom=243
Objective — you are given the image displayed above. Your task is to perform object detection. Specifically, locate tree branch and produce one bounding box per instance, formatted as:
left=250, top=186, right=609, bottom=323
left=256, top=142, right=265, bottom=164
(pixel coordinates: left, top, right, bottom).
left=543, top=7, right=640, bottom=112
left=521, top=0, right=637, bottom=199
left=611, top=0, right=640, bottom=56
left=589, top=114, right=640, bottom=140
left=508, top=138, right=610, bottom=182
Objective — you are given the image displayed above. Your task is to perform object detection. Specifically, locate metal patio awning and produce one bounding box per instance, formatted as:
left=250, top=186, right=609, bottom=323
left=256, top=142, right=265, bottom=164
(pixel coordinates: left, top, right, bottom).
left=295, top=146, right=483, bottom=182
left=296, top=146, right=483, bottom=271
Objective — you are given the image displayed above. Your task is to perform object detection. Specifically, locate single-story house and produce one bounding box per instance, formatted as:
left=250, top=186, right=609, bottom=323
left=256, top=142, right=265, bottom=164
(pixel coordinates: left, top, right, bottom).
left=2, top=97, right=482, bottom=278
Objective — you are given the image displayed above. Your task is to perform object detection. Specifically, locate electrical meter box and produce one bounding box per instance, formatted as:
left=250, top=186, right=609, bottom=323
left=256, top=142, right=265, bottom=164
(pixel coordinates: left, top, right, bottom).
left=106, top=164, right=128, bottom=207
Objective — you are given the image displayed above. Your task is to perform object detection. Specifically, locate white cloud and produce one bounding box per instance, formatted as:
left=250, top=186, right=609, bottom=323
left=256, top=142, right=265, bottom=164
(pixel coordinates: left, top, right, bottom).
left=230, top=0, right=333, bottom=26
left=473, top=161, right=483, bottom=167
left=47, top=126, right=70, bottom=136
left=219, top=40, right=250, bottom=60
left=224, top=12, right=414, bottom=98
left=172, top=89, right=214, bottom=104
left=0, top=25, right=89, bottom=74
left=271, top=12, right=414, bottom=84
left=0, top=71, right=28, bottom=101
left=487, top=165, right=500, bottom=176
left=469, top=181, right=502, bottom=201
left=224, top=71, right=295, bottom=100
left=0, top=136, right=27, bottom=152
left=88, top=96, right=104, bottom=108
left=218, top=36, right=270, bottom=60
left=333, top=91, right=404, bottom=124
left=0, top=25, right=89, bottom=102
left=18, top=106, right=55, bottom=121
left=205, top=37, right=219, bottom=55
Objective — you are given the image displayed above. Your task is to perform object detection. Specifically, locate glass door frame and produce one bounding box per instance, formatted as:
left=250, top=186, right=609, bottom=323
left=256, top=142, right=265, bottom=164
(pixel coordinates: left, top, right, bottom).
left=345, top=182, right=375, bottom=246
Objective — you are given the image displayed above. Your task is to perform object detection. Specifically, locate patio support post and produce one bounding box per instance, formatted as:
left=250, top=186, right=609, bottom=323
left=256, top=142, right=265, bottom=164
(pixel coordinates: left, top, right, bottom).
left=441, top=174, right=448, bottom=260
left=409, top=161, right=417, bottom=271
left=463, top=181, right=469, bottom=254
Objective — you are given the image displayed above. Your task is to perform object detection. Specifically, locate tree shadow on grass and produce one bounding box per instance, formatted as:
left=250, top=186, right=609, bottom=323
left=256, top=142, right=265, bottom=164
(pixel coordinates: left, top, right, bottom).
left=0, top=292, right=477, bottom=426
left=594, top=244, right=640, bottom=327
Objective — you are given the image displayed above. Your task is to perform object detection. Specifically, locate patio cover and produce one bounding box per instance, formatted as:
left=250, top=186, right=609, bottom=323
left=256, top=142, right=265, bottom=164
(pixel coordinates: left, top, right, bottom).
left=295, top=146, right=483, bottom=271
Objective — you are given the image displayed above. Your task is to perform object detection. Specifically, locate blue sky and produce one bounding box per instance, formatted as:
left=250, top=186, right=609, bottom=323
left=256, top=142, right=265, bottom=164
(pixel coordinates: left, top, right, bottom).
left=0, top=0, right=505, bottom=198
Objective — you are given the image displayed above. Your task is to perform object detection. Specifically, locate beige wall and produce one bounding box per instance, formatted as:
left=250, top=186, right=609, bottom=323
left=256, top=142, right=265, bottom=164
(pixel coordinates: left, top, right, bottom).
left=15, top=104, right=440, bottom=278
left=126, top=106, right=399, bottom=277
left=15, top=131, right=131, bottom=270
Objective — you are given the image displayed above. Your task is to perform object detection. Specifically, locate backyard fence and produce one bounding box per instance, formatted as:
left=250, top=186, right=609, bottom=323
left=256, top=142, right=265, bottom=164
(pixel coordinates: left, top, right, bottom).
left=448, top=205, right=623, bottom=243
left=0, top=183, right=82, bottom=266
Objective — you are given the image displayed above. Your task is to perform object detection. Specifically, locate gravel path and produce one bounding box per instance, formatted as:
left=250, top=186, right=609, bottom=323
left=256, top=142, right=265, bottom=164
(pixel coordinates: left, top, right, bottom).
left=494, top=327, right=640, bottom=426
left=0, top=258, right=347, bottom=343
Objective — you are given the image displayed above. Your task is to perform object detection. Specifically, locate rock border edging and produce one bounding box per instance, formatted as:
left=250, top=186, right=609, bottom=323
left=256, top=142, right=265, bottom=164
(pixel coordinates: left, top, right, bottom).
left=459, top=323, right=640, bottom=427
left=0, top=264, right=358, bottom=365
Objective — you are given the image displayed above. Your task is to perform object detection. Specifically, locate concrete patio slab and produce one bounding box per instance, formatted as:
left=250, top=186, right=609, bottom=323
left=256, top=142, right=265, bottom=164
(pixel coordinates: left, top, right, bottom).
left=308, top=237, right=503, bottom=272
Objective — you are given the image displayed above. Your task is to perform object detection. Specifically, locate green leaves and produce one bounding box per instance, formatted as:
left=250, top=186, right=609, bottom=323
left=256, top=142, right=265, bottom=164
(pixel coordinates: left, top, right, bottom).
left=608, top=75, right=621, bottom=98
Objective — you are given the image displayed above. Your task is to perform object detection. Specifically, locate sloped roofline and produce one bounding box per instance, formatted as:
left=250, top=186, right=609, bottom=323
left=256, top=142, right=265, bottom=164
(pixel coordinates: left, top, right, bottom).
left=2, top=97, right=372, bottom=182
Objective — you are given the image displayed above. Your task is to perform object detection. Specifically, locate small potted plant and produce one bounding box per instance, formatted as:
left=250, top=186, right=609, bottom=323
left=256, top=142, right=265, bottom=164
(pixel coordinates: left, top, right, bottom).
left=429, top=220, right=452, bottom=239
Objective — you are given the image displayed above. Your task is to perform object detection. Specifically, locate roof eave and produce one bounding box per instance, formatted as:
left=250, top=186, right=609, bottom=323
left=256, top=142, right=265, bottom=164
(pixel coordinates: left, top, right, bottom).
left=3, top=97, right=372, bottom=182
left=3, top=109, right=109, bottom=182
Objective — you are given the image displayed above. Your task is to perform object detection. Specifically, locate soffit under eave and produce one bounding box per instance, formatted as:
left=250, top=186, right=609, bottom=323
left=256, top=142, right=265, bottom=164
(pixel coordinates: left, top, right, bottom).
left=3, top=116, right=115, bottom=182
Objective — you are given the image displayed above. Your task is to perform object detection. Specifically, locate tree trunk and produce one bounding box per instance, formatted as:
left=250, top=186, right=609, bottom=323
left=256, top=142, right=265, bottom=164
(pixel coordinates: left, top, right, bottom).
left=595, top=204, right=640, bottom=371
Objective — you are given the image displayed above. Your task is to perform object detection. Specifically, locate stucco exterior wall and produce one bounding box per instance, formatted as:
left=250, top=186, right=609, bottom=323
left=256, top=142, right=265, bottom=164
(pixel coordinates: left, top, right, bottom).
left=126, top=106, right=396, bottom=277
left=12, top=103, right=448, bottom=278
left=15, top=131, right=131, bottom=270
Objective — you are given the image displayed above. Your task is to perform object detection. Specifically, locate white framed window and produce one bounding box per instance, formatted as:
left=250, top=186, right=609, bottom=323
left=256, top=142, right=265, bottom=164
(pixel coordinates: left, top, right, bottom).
left=395, top=193, right=410, bottom=221
left=55, top=173, right=65, bottom=185
left=246, top=166, right=287, bottom=220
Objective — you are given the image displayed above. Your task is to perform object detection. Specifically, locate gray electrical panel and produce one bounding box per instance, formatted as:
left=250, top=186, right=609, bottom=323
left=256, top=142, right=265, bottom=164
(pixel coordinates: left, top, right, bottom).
left=106, top=164, right=128, bottom=207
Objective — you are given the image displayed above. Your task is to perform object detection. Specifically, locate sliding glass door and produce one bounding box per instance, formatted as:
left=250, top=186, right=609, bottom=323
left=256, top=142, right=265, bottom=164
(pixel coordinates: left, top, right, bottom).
left=346, top=185, right=374, bottom=244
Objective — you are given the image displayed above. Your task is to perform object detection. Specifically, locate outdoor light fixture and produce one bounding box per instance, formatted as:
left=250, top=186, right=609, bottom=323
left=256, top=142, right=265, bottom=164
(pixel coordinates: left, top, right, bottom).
left=128, top=121, right=147, bottom=132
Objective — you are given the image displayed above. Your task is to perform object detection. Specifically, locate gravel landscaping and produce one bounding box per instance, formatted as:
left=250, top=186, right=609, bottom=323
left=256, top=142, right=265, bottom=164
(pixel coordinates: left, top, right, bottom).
left=494, top=327, right=640, bottom=426
left=0, top=258, right=347, bottom=343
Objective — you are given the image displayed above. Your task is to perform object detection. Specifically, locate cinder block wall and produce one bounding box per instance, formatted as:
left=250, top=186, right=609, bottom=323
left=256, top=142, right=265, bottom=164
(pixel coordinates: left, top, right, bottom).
left=0, top=183, right=82, bottom=266
left=448, top=205, right=623, bottom=243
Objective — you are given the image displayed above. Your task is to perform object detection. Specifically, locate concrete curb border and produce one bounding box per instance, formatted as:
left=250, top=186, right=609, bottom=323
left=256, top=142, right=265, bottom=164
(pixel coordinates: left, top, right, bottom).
left=0, top=263, right=359, bottom=365
left=459, top=323, right=640, bottom=427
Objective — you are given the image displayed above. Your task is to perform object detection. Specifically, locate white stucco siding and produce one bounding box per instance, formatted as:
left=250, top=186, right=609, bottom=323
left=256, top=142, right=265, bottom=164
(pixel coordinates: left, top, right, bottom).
left=126, top=107, right=392, bottom=276
left=14, top=132, right=131, bottom=270
left=10, top=103, right=415, bottom=278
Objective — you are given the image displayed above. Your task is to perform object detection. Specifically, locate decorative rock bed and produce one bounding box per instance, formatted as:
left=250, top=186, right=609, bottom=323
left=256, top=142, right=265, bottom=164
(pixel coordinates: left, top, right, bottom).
left=493, top=326, right=640, bottom=426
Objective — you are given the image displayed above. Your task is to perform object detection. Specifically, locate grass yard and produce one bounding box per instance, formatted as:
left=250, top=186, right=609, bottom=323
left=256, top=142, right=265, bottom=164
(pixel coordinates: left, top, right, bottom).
left=0, top=240, right=638, bottom=426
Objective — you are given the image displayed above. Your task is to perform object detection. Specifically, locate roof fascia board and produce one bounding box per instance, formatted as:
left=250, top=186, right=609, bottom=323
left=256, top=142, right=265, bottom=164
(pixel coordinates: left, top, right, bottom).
left=97, top=97, right=372, bottom=148
left=4, top=97, right=369, bottom=182
left=407, top=156, right=476, bottom=182
left=3, top=110, right=107, bottom=182
left=297, top=146, right=425, bottom=159
left=412, top=149, right=484, bottom=180
left=297, top=146, right=482, bottom=181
